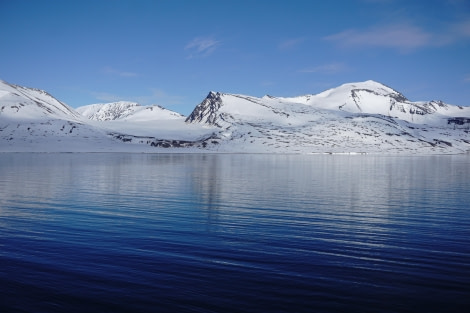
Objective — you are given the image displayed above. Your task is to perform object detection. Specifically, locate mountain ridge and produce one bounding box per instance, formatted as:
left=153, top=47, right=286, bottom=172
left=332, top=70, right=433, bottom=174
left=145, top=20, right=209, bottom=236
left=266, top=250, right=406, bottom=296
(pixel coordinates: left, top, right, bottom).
left=186, top=80, right=468, bottom=127
left=0, top=80, right=83, bottom=121
left=76, top=101, right=184, bottom=121
left=1, top=79, right=470, bottom=153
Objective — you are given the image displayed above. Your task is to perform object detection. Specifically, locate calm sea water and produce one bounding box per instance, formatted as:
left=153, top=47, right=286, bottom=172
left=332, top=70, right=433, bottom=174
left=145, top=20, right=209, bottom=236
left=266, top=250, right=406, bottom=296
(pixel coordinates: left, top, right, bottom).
left=0, top=153, right=469, bottom=313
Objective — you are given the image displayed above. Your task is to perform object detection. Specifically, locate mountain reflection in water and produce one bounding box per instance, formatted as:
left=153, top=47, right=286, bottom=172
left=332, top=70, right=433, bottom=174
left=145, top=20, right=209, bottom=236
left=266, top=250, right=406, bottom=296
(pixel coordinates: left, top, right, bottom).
left=0, top=153, right=469, bottom=313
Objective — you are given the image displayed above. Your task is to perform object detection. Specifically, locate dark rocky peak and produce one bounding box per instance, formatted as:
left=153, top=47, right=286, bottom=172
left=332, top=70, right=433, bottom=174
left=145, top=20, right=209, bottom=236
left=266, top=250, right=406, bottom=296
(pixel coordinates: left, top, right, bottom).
left=185, top=91, right=224, bottom=125
left=206, top=91, right=221, bottom=99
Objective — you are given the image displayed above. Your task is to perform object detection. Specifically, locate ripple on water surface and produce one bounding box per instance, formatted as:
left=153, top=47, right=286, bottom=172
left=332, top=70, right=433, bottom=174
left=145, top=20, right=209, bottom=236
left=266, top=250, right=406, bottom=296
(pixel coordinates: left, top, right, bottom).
left=0, top=153, right=469, bottom=312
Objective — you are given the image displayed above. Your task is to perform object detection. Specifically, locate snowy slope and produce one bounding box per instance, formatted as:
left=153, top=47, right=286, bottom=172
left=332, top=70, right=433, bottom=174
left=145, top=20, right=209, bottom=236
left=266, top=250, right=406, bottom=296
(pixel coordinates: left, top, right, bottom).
left=0, top=80, right=82, bottom=121
left=76, top=101, right=183, bottom=121
left=278, top=80, right=469, bottom=124
left=0, top=80, right=132, bottom=152
left=76, top=101, right=215, bottom=143
left=0, top=80, right=216, bottom=152
left=186, top=81, right=470, bottom=154
left=2, top=79, right=470, bottom=153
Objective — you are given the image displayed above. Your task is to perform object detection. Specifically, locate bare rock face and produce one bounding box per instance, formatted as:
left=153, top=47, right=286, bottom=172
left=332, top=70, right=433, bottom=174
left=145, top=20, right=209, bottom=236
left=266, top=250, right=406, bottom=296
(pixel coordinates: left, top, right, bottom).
left=185, top=91, right=224, bottom=126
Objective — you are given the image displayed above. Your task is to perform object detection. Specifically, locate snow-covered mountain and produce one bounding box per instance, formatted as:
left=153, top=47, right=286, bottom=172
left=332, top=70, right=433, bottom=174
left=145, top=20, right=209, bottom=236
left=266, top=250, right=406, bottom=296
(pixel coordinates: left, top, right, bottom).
left=185, top=81, right=470, bottom=154
left=0, top=80, right=82, bottom=121
left=278, top=80, right=467, bottom=124
left=0, top=80, right=130, bottom=152
left=187, top=81, right=469, bottom=126
left=76, top=101, right=183, bottom=121
left=2, top=79, right=470, bottom=153
left=0, top=80, right=215, bottom=152
left=75, top=101, right=214, bottom=147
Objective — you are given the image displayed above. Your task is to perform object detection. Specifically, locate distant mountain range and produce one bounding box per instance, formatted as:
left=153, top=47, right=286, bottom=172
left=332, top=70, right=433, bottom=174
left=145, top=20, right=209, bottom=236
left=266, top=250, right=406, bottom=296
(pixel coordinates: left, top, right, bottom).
left=1, top=79, right=469, bottom=153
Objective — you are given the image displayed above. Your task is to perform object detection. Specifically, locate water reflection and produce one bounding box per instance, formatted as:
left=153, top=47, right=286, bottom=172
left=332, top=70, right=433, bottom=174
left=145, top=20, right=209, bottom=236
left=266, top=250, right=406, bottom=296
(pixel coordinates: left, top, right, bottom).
left=1, top=153, right=469, bottom=227
left=0, top=153, right=469, bottom=312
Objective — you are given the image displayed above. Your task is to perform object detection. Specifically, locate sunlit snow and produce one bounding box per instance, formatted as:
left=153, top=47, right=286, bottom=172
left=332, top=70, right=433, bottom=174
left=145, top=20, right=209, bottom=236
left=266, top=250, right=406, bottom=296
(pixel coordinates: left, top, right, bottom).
left=1, top=79, right=469, bottom=154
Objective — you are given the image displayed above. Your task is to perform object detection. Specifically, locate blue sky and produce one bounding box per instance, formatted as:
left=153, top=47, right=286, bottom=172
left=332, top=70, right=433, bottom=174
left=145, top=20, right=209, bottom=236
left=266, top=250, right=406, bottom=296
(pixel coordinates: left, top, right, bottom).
left=1, top=0, right=469, bottom=114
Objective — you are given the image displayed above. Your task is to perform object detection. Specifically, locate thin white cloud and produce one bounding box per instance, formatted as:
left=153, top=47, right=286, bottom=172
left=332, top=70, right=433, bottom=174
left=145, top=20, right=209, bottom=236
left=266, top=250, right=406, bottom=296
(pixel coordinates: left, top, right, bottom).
left=431, top=19, right=470, bottom=46
left=325, top=20, right=470, bottom=52
left=278, top=38, right=305, bottom=50
left=360, top=0, right=394, bottom=3
left=298, top=63, right=348, bottom=74
left=136, top=88, right=185, bottom=106
left=324, top=24, right=432, bottom=52
left=260, top=81, right=276, bottom=87
left=102, top=66, right=138, bottom=77
left=454, top=20, right=470, bottom=37
left=185, top=37, right=220, bottom=59
left=92, top=88, right=184, bottom=106
left=92, top=92, right=125, bottom=102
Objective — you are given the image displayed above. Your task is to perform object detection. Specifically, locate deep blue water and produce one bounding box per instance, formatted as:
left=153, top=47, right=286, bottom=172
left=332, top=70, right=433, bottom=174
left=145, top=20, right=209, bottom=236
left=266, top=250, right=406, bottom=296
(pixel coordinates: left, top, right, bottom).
left=0, top=153, right=469, bottom=313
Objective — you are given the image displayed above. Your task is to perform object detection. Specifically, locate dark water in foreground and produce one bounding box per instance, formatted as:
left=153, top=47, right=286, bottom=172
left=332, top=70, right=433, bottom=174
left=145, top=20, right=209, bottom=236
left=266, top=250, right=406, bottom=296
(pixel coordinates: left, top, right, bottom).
left=0, top=153, right=469, bottom=313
